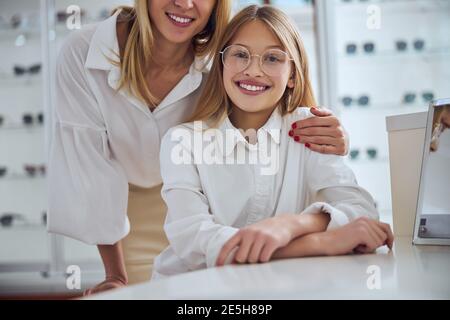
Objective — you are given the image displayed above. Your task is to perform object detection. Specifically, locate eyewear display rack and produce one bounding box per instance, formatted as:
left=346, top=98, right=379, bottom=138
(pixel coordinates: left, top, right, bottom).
left=315, top=0, right=450, bottom=221
left=0, top=0, right=132, bottom=293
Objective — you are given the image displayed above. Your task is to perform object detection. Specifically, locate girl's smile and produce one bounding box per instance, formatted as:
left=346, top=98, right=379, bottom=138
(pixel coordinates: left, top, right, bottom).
left=234, top=79, right=272, bottom=96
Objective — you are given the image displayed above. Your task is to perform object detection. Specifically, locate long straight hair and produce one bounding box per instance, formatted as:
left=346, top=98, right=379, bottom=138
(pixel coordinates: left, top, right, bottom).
left=188, top=5, right=317, bottom=126
left=112, top=0, right=232, bottom=107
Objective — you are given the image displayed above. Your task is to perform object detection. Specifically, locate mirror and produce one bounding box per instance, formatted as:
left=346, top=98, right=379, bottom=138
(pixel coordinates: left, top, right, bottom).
left=414, top=98, right=450, bottom=245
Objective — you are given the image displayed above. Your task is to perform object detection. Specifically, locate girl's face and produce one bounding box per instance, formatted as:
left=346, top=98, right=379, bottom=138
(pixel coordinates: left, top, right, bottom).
left=149, top=0, right=215, bottom=45
left=222, top=20, right=294, bottom=115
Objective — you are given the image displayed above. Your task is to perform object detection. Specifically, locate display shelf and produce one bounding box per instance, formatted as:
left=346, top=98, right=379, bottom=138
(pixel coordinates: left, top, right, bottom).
left=317, top=0, right=450, bottom=215
left=339, top=47, right=450, bottom=61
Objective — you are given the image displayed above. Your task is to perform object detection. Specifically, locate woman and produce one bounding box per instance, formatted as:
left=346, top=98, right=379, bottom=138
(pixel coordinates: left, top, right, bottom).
left=48, top=0, right=349, bottom=295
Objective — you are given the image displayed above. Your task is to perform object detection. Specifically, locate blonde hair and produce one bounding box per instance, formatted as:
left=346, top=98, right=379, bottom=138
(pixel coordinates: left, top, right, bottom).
left=188, top=5, right=317, bottom=126
left=112, top=0, right=232, bottom=107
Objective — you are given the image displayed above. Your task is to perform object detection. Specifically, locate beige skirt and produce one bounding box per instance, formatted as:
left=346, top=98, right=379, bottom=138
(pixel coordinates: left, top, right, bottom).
left=121, top=183, right=169, bottom=284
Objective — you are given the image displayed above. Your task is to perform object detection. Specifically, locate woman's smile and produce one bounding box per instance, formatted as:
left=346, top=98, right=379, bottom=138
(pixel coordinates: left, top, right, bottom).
left=165, top=12, right=196, bottom=28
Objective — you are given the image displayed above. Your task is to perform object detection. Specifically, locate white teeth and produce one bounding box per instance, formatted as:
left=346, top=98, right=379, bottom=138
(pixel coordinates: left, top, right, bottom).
left=239, top=83, right=266, bottom=92
left=168, top=14, right=193, bottom=24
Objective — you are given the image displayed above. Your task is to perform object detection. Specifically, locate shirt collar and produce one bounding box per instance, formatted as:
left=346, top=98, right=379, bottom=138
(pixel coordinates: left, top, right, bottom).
left=215, top=108, right=282, bottom=157
left=85, top=11, right=121, bottom=71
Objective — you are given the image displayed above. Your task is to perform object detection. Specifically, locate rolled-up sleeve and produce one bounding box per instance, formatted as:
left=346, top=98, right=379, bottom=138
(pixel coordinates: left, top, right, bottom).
left=305, top=151, right=379, bottom=230
left=47, top=34, right=129, bottom=245
left=159, top=128, right=239, bottom=270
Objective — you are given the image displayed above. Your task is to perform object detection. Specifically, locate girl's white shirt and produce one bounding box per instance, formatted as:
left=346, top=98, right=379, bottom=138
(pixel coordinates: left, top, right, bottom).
left=47, top=11, right=208, bottom=244
left=152, top=107, right=378, bottom=279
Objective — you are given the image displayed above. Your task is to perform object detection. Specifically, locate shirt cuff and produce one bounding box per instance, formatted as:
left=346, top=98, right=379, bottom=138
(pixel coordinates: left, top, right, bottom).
left=206, top=226, right=239, bottom=268
left=301, top=202, right=350, bottom=230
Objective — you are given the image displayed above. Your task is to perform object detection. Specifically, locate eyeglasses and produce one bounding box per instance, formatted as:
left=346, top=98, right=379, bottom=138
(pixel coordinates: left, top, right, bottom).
left=220, top=45, right=293, bottom=77
left=14, top=64, right=41, bottom=76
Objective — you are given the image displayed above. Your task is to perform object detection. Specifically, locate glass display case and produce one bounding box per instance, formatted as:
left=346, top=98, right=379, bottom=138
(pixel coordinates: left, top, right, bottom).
left=0, top=0, right=49, bottom=275
left=316, top=0, right=450, bottom=221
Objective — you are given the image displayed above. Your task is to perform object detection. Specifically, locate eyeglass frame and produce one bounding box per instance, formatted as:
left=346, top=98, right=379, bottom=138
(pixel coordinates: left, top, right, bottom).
left=219, top=44, right=294, bottom=77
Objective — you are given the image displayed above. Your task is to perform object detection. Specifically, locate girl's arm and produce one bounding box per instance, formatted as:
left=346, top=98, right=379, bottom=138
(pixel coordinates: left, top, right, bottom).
left=305, top=139, right=379, bottom=230
left=272, top=217, right=394, bottom=260
left=216, top=212, right=330, bottom=266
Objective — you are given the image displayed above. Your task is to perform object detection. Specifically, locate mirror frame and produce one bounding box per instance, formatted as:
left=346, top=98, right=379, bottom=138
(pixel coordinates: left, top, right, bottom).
left=413, top=98, right=450, bottom=245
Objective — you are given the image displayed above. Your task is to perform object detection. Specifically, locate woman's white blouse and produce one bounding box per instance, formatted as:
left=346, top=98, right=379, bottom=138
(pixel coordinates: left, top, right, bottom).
left=153, top=107, right=379, bottom=279
left=47, top=12, right=207, bottom=245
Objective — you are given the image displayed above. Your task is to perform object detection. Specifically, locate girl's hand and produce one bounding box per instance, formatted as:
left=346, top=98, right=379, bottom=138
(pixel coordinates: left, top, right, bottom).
left=83, top=276, right=127, bottom=296
left=289, top=107, right=349, bottom=156
left=321, top=217, right=394, bottom=256
left=216, top=215, right=300, bottom=266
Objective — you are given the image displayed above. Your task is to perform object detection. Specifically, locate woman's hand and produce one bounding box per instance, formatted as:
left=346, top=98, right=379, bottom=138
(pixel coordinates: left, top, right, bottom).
left=321, top=217, right=394, bottom=256
left=84, top=243, right=128, bottom=296
left=216, top=215, right=301, bottom=266
left=289, top=107, right=349, bottom=156
left=83, top=276, right=127, bottom=296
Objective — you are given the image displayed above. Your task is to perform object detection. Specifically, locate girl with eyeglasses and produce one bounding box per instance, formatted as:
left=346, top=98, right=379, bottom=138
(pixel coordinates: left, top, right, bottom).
left=153, top=5, right=393, bottom=279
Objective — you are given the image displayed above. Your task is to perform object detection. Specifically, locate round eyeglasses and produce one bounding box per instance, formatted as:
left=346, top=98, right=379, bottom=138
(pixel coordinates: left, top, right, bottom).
left=220, top=45, right=293, bottom=77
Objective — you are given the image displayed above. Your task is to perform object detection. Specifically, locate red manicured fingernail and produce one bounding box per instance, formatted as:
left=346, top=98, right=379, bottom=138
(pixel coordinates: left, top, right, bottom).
left=291, top=123, right=297, bottom=129
left=289, top=130, right=294, bottom=137
left=305, top=143, right=311, bottom=148
left=294, top=136, right=300, bottom=142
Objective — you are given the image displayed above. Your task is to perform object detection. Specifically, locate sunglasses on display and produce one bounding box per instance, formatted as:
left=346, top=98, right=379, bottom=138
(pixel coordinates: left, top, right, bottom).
left=23, top=112, right=44, bottom=126
left=14, top=64, right=41, bottom=76
left=0, top=166, right=7, bottom=178
left=0, top=213, right=26, bottom=227
left=395, top=39, right=426, bottom=52
left=24, top=164, right=46, bottom=177
left=341, top=95, right=370, bottom=107
left=345, top=42, right=376, bottom=55
left=403, top=92, right=435, bottom=104
left=349, top=148, right=378, bottom=160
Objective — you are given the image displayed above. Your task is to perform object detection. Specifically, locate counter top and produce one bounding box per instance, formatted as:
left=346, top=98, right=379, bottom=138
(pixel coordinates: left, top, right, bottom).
left=89, top=237, right=450, bottom=300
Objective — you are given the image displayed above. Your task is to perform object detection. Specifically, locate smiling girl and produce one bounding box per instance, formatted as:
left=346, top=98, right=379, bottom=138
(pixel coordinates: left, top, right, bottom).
left=153, top=5, right=393, bottom=278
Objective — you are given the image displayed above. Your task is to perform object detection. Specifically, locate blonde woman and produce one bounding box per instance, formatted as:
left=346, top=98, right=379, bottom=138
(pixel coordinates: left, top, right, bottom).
left=48, top=1, right=349, bottom=294
left=154, top=5, right=393, bottom=279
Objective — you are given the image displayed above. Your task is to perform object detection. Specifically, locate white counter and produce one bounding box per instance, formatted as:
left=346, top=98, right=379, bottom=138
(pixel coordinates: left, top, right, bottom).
left=88, top=236, right=450, bottom=300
